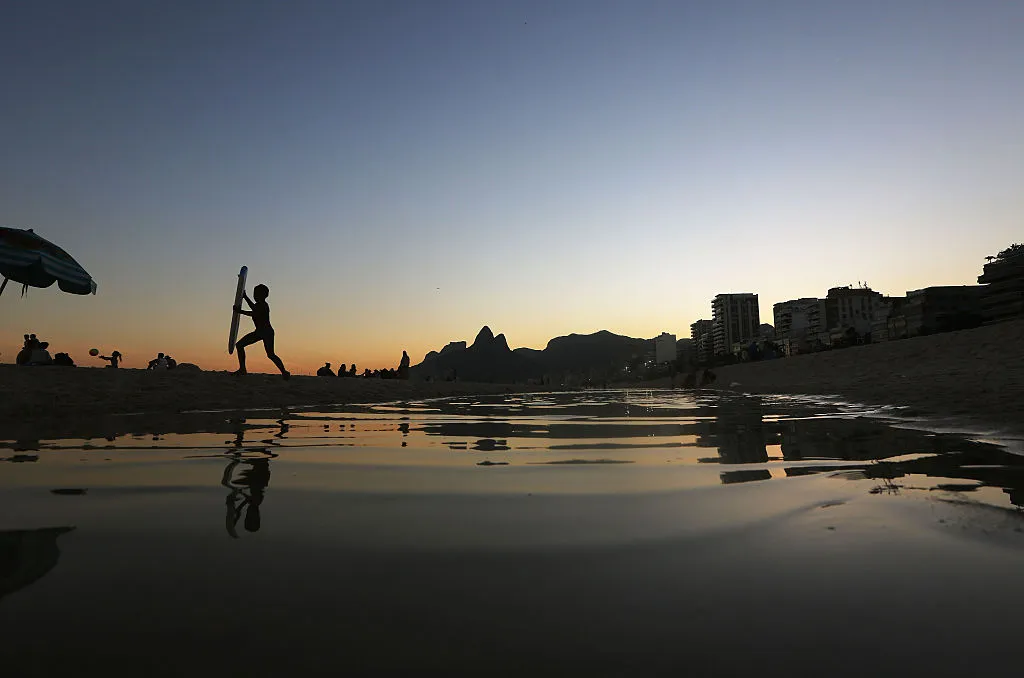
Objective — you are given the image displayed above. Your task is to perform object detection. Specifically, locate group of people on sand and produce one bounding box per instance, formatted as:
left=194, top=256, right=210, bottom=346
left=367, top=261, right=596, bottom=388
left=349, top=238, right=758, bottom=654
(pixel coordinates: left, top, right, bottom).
left=11, top=281, right=405, bottom=378
left=147, top=352, right=178, bottom=370
left=317, top=351, right=410, bottom=379
left=15, top=333, right=74, bottom=367
left=13, top=336, right=127, bottom=369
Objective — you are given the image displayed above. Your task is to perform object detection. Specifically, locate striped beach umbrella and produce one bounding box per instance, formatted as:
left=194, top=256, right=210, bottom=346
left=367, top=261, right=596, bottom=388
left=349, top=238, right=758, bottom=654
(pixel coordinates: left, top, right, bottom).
left=0, top=227, right=97, bottom=296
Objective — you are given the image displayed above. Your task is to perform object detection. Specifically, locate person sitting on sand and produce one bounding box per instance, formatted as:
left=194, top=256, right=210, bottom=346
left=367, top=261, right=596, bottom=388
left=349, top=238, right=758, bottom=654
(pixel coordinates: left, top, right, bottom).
left=16, top=340, right=31, bottom=366
left=165, top=355, right=177, bottom=369
left=349, top=364, right=357, bottom=377
left=53, top=352, right=75, bottom=367
left=27, top=341, right=53, bottom=366
left=233, top=283, right=290, bottom=379
left=338, top=363, right=347, bottom=377
left=397, top=350, right=410, bottom=380
left=99, top=350, right=123, bottom=368
left=317, top=362, right=335, bottom=377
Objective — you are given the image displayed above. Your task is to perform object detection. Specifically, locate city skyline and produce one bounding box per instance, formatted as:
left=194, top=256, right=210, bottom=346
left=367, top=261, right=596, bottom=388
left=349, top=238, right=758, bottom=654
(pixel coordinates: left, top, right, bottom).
left=3, top=1, right=1022, bottom=373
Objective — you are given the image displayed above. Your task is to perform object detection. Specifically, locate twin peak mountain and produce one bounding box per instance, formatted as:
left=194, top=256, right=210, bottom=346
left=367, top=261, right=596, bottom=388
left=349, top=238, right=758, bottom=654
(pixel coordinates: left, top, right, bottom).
left=412, top=326, right=653, bottom=383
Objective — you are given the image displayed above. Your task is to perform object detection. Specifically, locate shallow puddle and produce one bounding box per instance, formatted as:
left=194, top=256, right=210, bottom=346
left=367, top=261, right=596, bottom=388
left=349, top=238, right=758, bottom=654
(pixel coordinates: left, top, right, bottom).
left=2, top=390, right=1023, bottom=674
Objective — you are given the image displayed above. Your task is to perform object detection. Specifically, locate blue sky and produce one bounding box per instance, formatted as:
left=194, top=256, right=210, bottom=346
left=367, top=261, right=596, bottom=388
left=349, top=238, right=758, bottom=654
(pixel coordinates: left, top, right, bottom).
left=2, top=0, right=1022, bottom=372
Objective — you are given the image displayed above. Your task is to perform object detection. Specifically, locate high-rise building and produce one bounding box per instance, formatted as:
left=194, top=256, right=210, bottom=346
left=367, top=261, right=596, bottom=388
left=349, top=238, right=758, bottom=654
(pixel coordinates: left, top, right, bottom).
left=825, top=286, right=883, bottom=335
left=978, top=247, right=1024, bottom=322
left=871, top=296, right=904, bottom=342
left=900, top=286, right=985, bottom=335
left=690, top=319, right=713, bottom=364
left=712, top=293, right=760, bottom=356
left=773, top=298, right=826, bottom=339
left=654, top=332, right=677, bottom=364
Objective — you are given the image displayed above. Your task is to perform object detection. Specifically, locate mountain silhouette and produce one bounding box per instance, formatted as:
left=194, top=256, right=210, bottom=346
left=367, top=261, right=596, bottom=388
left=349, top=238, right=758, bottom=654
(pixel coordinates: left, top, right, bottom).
left=411, top=327, right=652, bottom=383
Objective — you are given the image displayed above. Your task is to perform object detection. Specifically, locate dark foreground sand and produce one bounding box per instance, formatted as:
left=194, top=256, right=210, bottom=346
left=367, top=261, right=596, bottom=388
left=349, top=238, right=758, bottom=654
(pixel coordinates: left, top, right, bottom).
left=0, top=366, right=536, bottom=440
left=711, top=319, right=1024, bottom=437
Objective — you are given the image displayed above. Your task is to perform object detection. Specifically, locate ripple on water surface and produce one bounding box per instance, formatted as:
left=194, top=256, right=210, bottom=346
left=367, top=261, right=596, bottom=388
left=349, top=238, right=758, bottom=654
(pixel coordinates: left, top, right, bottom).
left=3, top=390, right=1024, bottom=675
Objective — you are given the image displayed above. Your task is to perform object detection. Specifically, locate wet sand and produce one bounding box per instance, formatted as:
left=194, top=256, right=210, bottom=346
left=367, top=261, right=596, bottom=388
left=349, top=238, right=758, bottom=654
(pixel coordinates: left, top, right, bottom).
left=0, top=365, right=537, bottom=440
left=6, top=318, right=1024, bottom=442
left=712, top=319, right=1024, bottom=437
left=3, top=392, right=1024, bottom=676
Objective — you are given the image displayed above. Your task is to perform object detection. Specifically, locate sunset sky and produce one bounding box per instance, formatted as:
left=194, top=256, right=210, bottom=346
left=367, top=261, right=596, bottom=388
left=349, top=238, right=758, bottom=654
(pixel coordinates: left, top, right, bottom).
left=2, top=0, right=1022, bottom=373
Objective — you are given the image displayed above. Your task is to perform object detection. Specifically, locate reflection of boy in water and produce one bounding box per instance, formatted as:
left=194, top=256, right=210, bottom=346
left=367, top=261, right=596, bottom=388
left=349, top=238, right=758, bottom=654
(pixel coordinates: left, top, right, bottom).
left=233, top=284, right=290, bottom=379
left=223, top=458, right=271, bottom=537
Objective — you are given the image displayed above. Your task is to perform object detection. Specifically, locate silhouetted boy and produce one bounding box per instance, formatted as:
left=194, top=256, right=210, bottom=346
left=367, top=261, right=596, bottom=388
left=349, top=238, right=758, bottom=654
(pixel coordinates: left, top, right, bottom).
left=99, top=350, right=122, bottom=368
left=233, top=283, right=290, bottom=379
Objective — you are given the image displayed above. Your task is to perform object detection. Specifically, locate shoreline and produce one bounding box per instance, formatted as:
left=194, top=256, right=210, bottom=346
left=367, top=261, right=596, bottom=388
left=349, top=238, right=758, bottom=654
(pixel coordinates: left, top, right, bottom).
left=0, top=366, right=541, bottom=441
left=606, top=320, right=1024, bottom=442
left=706, top=319, right=1024, bottom=440
left=5, top=319, right=1023, bottom=443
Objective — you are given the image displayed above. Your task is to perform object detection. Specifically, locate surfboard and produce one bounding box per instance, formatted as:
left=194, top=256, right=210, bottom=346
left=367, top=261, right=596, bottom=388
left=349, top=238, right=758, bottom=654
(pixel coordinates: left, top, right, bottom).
left=228, top=266, right=248, bottom=354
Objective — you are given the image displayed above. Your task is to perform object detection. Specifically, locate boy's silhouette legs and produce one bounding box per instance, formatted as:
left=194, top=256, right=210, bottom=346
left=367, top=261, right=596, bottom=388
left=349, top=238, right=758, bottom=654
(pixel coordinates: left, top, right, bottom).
left=234, top=331, right=289, bottom=379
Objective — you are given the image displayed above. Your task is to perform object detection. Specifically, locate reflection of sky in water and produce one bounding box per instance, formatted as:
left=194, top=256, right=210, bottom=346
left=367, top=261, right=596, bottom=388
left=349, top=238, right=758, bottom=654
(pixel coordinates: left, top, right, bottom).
left=6, top=393, right=1024, bottom=503
left=3, top=390, right=1024, bottom=511
left=5, top=391, right=1024, bottom=674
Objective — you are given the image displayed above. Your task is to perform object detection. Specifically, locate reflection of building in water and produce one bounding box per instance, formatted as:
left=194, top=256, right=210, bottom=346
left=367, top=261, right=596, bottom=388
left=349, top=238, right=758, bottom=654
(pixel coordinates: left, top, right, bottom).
left=778, top=419, right=944, bottom=462
left=862, top=448, right=1024, bottom=509
left=698, top=398, right=768, bottom=464
left=0, top=527, right=74, bottom=603
left=720, top=469, right=772, bottom=484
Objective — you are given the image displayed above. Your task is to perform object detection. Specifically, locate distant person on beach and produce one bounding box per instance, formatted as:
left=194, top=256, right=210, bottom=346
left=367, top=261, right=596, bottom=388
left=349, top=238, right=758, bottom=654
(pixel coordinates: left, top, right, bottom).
left=165, top=355, right=177, bottom=369
left=147, top=352, right=168, bottom=370
left=13, top=333, right=49, bottom=365
left=27, top=341, right=53, bottom=366
left=338, top=363, right=347, bottom=377
left=16, top=337, right=31, bottom=365
left=233, top=283, right=290, bottom=379
left=349, top=364, right=357, bottom=377
left=53, top=352, right=75, bottom=367
left=99, top=351, right=122, bottom=368
left=397, top=350, right=410, bottom=380
left=317, top=362, right=335, bottom=377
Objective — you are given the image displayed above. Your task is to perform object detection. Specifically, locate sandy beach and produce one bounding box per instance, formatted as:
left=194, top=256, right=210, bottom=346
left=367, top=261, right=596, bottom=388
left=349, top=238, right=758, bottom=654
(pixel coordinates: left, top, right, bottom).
left=711, top=319, right=1024, bottom=437
left=0, top=366, right=536, bottom=441
left=5, top=319, right=1024, bottom=441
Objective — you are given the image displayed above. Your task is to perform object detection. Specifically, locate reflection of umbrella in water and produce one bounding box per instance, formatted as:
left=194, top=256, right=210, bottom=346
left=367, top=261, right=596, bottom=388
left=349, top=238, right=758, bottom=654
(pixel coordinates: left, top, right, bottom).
left=0, top=227, right=97, bottom=297
left=0, top=527, right=75, bottom=603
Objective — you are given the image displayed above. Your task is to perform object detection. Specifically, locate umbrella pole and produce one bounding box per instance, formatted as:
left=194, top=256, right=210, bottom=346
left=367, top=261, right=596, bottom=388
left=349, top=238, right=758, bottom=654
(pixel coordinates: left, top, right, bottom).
left=0, top=277, right=7, bottom=297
